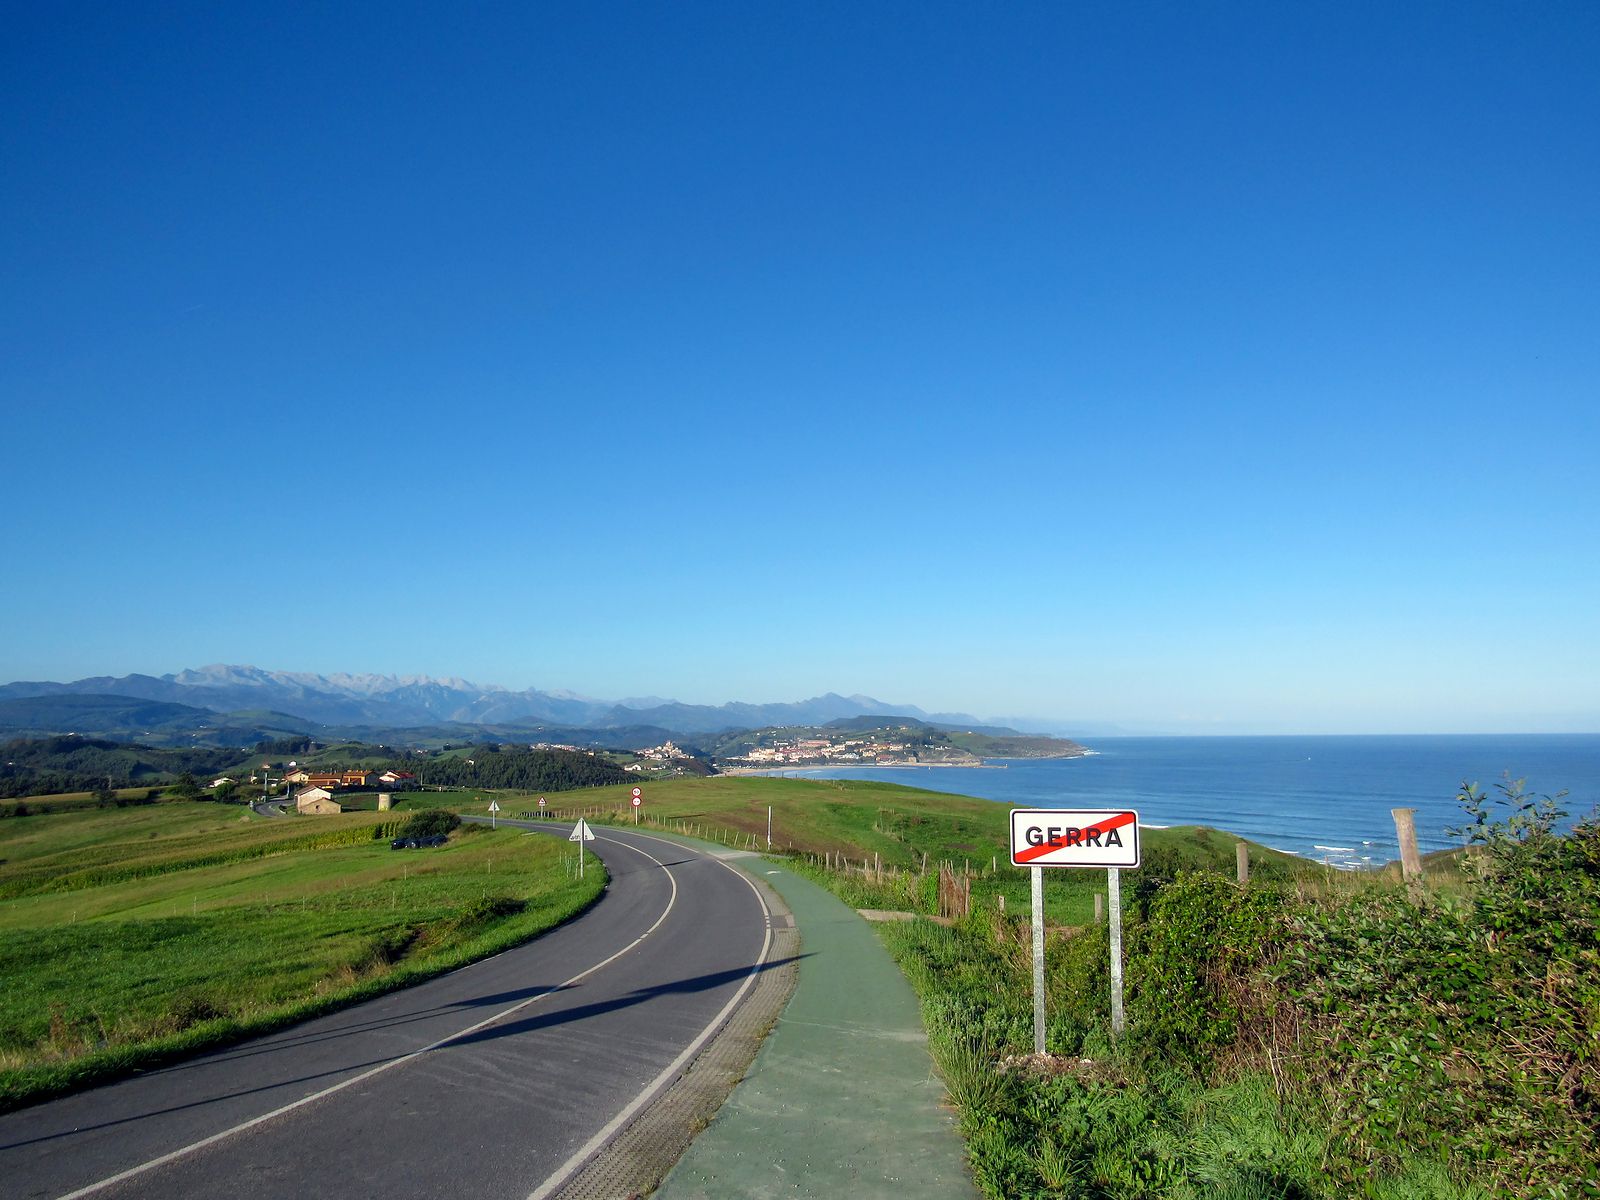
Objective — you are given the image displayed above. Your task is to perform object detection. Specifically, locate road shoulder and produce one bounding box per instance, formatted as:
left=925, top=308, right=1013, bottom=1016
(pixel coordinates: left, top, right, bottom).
left=655, top=860, right=978, bottom=1200
left=548, top=848, right=801, bottom=1200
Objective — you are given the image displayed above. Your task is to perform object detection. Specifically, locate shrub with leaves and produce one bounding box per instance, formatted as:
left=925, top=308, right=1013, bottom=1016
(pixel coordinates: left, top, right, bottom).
left=1127, top=871, right=1284, bottom=1071
left=400, top=809, right=461, bottom=839
left=1281, top=779, right=1600, bottom=1197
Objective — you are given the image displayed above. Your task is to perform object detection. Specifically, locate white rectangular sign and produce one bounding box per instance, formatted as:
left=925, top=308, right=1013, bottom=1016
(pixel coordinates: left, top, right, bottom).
left=1010, top=808, right=1140, bottom=868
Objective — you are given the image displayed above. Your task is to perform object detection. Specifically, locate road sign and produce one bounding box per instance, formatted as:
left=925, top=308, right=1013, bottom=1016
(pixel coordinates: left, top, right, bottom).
left=488, top=800, right=500, bottom=812
left=538, top=796, right=546, bottom=809
left=631, top=787, right=642, bottom=799
left=1010, top=809, right=1140, bottom=868
left=1010, top=808, right=1139, bottom=1051
left=631, top=795, right=641, bottom=807
left=569, top=817, right=595, bottom=878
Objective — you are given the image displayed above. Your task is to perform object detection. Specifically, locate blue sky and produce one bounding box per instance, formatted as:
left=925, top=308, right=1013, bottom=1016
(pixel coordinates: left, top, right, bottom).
left=3, top=2, right=1596, bottom=734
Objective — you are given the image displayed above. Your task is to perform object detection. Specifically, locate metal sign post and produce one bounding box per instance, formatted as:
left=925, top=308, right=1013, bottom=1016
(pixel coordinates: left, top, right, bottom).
left=1107, top=866, right=1125, bottom=1035
left=631, top=787, right=642, bottom=824
left=1031, top=865, right=1046, bottom=1054
left=1009, top=809, right=1140, bottom=1047
left=489, top=798, right=500, bottom=829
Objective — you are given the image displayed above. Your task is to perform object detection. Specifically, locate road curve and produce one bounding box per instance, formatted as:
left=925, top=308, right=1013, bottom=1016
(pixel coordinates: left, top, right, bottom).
left=0, top=821, right=776, bottom=1200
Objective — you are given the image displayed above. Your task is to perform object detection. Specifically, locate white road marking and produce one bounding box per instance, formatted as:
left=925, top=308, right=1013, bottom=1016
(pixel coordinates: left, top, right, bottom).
left=525, top=827, right=775, bottom=1200
left=55, top=831, right=683, bottom=1200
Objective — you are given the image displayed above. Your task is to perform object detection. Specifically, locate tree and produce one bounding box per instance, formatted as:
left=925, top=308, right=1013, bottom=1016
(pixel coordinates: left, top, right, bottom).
left=168, top=772, right=200, bottom=800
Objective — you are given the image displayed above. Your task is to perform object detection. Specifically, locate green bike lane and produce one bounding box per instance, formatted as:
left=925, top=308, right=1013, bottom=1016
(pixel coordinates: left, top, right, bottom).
left=656, top=856, right=978, bottom=1200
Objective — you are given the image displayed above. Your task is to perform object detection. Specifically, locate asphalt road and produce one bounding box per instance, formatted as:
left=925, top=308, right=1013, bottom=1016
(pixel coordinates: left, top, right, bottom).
left=0, top=821, right=777, bottom=1200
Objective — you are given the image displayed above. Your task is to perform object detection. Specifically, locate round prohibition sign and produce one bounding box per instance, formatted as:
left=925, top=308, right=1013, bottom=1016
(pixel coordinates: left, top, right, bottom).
left=631, top=786, right=643, bottom=808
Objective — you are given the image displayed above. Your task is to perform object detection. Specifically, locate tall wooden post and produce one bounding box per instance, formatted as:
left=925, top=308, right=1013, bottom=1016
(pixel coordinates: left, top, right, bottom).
left=1093, top=892, right=1104, bottom=924
left=1392, top=807, right=1424, bottom=900
left=1236, top=841, right=1249, bottom=884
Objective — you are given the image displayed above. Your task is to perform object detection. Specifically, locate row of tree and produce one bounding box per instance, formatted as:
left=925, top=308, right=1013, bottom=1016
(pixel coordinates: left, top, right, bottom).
left=391, top=746, right=631, bottom=792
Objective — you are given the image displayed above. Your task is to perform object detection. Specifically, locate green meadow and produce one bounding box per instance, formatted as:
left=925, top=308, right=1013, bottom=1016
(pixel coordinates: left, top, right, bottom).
left=0, top=800, right=603, bottom=1110
left=500, top=774, right=1318, bottom=923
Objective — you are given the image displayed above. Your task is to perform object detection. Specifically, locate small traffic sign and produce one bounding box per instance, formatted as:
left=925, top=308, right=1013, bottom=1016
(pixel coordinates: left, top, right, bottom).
left=631, top=787, right=642, bottom=799
left=631, top=795, right=642, bottom=807
left=569, top=817, right=595, bottom=878
left=538, top=796, right=546, bottom=808
left=488, top=800, right=500, bottom=812
left=1010, top=809, right=1140, bottom=868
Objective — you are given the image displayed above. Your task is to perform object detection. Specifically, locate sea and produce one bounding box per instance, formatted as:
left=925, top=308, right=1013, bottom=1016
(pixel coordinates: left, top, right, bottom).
left=748, top=734, right=1600, bottom=868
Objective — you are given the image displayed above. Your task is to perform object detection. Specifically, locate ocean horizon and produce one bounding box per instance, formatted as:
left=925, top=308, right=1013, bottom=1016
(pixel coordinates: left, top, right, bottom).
left=746, top=733, right=1600, bottom=867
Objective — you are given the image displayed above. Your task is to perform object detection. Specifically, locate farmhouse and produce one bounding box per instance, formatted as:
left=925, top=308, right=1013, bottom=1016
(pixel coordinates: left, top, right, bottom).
left=377, top=770, right=415, bottom=787
left=295, top=787, right=342, bottom=815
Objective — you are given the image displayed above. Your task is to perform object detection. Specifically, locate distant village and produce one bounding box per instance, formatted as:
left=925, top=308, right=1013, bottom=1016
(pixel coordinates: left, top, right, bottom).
left=210, top=765, right=421, bottom=816
left=723, top=735, right=981, bottom=768
left=212, top=729, right=1008, bottom=817
left=624, top=741, right=694, bottom=772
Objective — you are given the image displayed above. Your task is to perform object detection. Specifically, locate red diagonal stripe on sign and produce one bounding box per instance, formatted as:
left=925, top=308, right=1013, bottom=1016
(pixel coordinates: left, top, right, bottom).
left=1015, top=811, right=1138, bottom=864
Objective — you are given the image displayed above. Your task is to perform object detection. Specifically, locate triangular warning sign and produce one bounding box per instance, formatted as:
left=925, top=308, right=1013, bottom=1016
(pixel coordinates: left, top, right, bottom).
left=568, top=818, right=595, bottom=842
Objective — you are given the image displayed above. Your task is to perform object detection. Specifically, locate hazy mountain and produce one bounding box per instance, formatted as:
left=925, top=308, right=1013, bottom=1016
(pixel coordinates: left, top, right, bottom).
left=0, top=693, right=318, bottom=747
left=0, top=666, right=982, bottom=738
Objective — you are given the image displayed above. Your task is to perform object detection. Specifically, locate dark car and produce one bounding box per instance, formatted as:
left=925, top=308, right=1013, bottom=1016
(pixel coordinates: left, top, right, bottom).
left=390, top=837, right=420, bottom=850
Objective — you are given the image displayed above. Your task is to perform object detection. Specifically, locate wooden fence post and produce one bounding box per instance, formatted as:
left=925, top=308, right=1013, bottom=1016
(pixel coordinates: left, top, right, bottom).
left=1392, top=807, right=1424, bottom=900
left=1236, top=842, right=1249, bottom=885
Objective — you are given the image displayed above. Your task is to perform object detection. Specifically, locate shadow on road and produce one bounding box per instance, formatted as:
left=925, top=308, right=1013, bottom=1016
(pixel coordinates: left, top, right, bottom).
left=0, top=954, right=808, bottom=1153
left=447, top=953, right=810, bottom=1048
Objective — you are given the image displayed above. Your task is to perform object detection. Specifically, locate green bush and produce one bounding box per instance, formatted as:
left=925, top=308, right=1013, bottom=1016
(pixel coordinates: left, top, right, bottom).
left=807, top=778, right=1597, bottom=1198
left=401, top=809, right=461, bottom=839
left=1278, top=779, right=1600, bottom=1196
left=1127, top=871, right=1283, bottom=1070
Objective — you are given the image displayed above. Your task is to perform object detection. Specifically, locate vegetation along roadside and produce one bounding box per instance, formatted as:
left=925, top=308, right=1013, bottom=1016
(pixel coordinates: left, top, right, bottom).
left=0, top=800, right=605, bottom=1111
left=572, top=774, right=1597, bottom=1197
left=845, top=781, right=1596, bottom=1199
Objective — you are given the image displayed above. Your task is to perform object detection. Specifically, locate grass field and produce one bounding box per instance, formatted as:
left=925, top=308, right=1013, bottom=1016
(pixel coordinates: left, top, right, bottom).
left=0, top=774, right=1350, bottom=1113
left=0, top=799, right=604, bottom=1110
left=466, top=774, right=1323, bottom=924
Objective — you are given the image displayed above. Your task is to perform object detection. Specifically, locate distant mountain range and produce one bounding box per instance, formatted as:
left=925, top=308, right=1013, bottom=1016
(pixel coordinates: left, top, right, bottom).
left=0, top=665, right=987, bottom=740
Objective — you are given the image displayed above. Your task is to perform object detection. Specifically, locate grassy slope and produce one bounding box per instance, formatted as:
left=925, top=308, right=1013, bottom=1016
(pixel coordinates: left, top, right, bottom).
left=509, top=774, right=1317, bottom=923
left=0, top=800, right=603, bottom=1109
